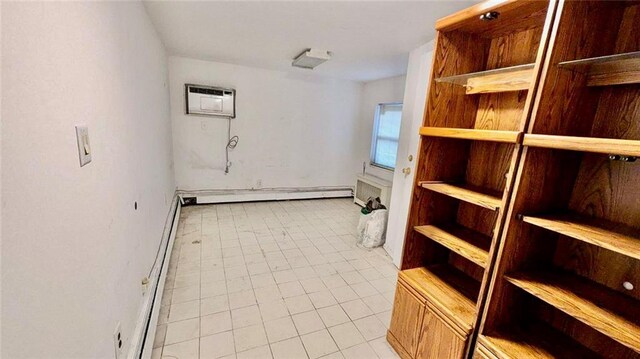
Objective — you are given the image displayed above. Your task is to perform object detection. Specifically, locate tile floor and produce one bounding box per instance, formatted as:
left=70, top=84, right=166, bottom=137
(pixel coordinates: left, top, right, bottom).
left=152, top=198, right=401, bottom=359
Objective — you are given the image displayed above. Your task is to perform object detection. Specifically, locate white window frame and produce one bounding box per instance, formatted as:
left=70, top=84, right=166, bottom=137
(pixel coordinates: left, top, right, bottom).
left=370, top=102, right=402, bottom=171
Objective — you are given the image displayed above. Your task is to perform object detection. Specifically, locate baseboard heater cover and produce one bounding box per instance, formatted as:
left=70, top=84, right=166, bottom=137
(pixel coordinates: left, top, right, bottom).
left=134, top=195, right=180, bottom=359
left=179, top=186, right=353, bottom=205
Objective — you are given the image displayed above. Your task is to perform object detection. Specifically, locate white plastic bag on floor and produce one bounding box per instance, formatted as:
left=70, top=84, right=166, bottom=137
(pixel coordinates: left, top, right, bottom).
left=357, top=209, right=388, bottom=248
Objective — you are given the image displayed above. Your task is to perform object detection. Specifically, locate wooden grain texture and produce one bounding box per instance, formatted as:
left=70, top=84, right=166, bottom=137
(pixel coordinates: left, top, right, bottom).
left=522, top=213, right=640, bottom=261
left=467, top=68, right=533, bottom=94
left=414, top=224, right=491, bottom=267
left=479, top=322, right=599, bottom=359
left=415, top=307, right=467, bottom=359
left=388, top=282, right=425, bottom=357
left=400, top=266, right=479, bottom=333
left=436, top=0, right=549, bottom=37
left=523, top=134, right=640, bottom=156
left=473, top=342, right=499, bottom=359
left=419, top=127, right=522, bottom=143
left=419, top=182, right=502, bottom=210
left=505, top=270, right=640, bottom=352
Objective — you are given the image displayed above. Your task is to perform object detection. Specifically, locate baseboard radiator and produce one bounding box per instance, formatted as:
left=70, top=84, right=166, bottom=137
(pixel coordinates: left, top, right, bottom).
left=133, top=195, right=181, bottom=359
left=178, top=186, right=353, bottom=205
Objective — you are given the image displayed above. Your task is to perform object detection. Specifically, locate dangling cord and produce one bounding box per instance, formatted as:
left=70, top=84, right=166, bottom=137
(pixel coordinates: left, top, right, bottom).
left=225, top=117, right=239, bottom=174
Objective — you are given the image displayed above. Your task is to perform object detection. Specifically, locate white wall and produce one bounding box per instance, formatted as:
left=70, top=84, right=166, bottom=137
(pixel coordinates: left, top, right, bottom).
left=169, top=56, right=363, bottom=193
left=384, top=42, right=434, bottom=266
left=2, top=2, right=175, bottom=358
left=357, top=75, right=407, bottom=182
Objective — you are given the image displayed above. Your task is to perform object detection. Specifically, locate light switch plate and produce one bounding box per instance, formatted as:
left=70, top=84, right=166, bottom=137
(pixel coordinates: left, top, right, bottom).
left=75, top=125, right=91, bottom=167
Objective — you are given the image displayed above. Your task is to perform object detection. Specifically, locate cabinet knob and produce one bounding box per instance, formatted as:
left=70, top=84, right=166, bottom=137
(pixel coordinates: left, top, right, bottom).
left=402, top=167, right=411, bottom=175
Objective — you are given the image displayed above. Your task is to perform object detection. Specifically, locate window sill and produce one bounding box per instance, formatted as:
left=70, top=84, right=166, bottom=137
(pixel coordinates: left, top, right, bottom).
left=370, top=163, right=395, bottom=172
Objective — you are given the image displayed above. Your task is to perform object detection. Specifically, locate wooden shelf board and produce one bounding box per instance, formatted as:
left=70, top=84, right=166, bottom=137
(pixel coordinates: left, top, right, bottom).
left=419, top=182, right=502, bottom=211
left=522, top=213, right=640, bottom=261
left=480, top=321, right=600, bottom=359
left=419, top=127, right=523, bottom=144
left=523, top=134, right=640, bottom=157
left=399, top=265, right=479, bottom=332
left=558, top=51, right=640, bottom=86
left=414, top=224, right=491, bottom=268
left=505, top=270, right=640, bottom=352
left=435, top=63, right=534, bottom=94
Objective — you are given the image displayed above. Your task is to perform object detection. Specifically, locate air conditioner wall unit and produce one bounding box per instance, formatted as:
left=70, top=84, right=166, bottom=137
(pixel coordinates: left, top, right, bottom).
left=354, top=174, right=392, bottom=208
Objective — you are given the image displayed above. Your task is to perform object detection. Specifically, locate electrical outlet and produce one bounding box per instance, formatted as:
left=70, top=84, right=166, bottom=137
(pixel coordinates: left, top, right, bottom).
left=113, top=322, right=123, bottom=359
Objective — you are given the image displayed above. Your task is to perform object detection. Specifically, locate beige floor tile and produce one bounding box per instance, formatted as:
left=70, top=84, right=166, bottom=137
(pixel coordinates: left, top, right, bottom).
left=153, top=324, right=167, bottom=349
left=329, top=286, right=358, bottom=303
left=340, top=299, right=373, bottom=321
left=161, top=338, right=199, bottom=359
left=353, top=315, right=387, bottom=341
left=308, top=291, right=338, bottom=309
left=300, top=278, right=327, bottom=294
left=172, top=285, right=200, bottom=304
left=270, top=337, right=309, bottom=359
left=278, top=281, right=305, bottom=298
left=375, top=310, right=392, bottom=329
left=165, top=318, right=200, bottom=345
left=228, top=289, right=257, bottom=309
left=200, top=331, right=235, bottom=359
left=361, top=294, right=392, bottom=314
left=301, top=329, right=339, bottom=359
left=201, top=279, right=227, bottom=299
left=340, top=342, right=378, bottom=359
left=327, top=322, right=365, bottom=350
left=254, top=285, right=282, bottom=304
left=284, top=294, right=314, bottom=314
left=231, top=305, right=262, bottom=329
left=369, top=337, right=400, bottom=359
left=201, top=311, right=232, bottom=336
left=233, top=324, right=268, bottom=352
left=319, top=352, right=344, bottom=359
left=292, top=310, right=325, bottom=335
left=350, top=282, right=377, bottom=298
left=264, top=316, right=298, bottom=343
left=322, top=275, right=348, bottom=289
left=317, top=305, right=350, bottom=327
left=169, top=300, right=200, bottom=322
left=237, top=345, right=273, bottom=359
left=201, top=294, right=229, bottom=315
left=259, top=299, right=290, bottom=321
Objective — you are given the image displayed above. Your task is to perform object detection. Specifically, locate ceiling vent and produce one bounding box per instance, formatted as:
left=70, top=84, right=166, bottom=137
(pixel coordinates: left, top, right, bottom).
left=292, top=49, right=332, bottom=69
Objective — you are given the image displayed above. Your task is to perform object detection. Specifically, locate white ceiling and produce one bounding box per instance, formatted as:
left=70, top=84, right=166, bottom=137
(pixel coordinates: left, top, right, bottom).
left=143, top=1, right=474, bottom=82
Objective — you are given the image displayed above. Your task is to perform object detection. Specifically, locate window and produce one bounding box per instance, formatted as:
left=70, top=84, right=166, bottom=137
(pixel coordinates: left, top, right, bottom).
left=370, top=103, right=403, bottom=170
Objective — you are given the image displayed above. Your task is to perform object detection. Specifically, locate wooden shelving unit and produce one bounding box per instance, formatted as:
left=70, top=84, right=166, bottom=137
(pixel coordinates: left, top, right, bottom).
left=505, top=271, right=640, bottom=352
left=418, top=182, right=502, bottom=210
left=420, top=127, right=523, bottom=144
left=414, top=225, right=491, bottom=268
left=521, top=213, right=640, bottom=261
left=522, top=134, right=640, bottom=157
left=477, top=1, right=640, bottom=358
left=435, top=63, right=534, bottom=94
left=557, top=51, right=640, bottom=86
left=388, top=1, right=556, bottom=359
left=400, top=266, right=479, bottom=332
left=479, top=322, right=600, bottom=359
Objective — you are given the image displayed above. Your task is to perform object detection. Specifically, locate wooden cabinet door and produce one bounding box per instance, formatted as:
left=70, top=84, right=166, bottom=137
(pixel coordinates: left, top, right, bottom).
left=388, top=282, right=425, bottom=357
left=415, top=306, right=467, bottom=359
